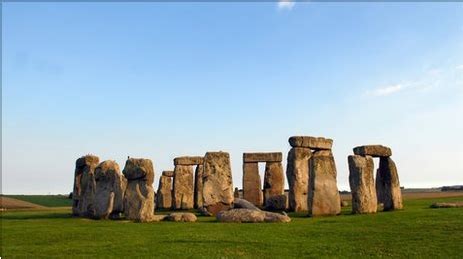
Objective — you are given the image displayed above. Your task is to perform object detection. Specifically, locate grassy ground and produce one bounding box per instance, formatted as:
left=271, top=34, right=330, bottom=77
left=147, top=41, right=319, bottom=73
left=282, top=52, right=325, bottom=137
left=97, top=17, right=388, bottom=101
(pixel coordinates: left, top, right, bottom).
left=2, top=195, right=72, bottom=207
left=1, top=196, right=462, bottom=258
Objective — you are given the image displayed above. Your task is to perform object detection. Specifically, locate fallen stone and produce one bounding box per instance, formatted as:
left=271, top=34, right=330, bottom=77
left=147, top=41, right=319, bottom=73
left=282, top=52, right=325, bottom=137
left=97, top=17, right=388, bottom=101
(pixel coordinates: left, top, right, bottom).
left=286, top=147, right=311, bottom=212
left=202, top=152, right=234, bottom=215
left=242, top=162, right=263, bottom=206
left=173, top=165, right=194, bottom=210
left=216, top=209, right=291, bottom=223
left=94, top=160, right=127, bottom=219
left=162, top=171, right=174, bottom=177
left=233, top=198, right=261, bottom=211
left=151, top=215, right=168, bottom=222
left=243, top=152, right=282, bottom=163
left=156, top=175, right=172, bottom=209
left=289, top=136, right=333, bottom=150
left=263, top=162, right=284, bottom=207
left=122, top=158, right=155, bottom=222
left=308, top=150, right=341, bottom=216
left=194, top=164, right=204, bottom=209
left=348, top=155, right=377, bottom=214
left=430, top=202, right=463, bottom=208
left=198, top=206, right=213, bottom=216
left=376, top=157, right=403, bottom=211
left=341, top=201, right=349, bottom=207
left=353, top=145, right=392, bottom=157
left=265, top=194, right=287, bottom=211
left=73, top=155, right=100, bottom=217
left=174, top=156, right=204, bottom=166
left=166, top=212, right=197, bottom=222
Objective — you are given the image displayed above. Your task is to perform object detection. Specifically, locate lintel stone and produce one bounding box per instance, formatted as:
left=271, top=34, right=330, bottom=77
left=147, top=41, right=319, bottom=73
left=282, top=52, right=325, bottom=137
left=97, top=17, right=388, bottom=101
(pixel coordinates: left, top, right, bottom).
left=243, top=152, right=282, bottom=163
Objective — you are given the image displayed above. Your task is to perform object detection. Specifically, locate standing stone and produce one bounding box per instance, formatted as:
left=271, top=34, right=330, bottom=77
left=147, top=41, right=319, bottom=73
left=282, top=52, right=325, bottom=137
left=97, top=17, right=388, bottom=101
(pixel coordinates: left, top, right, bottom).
left=123, top=158, right=155, bottom=222
left=72, top=155, right=100, bottom=217
left=308, top=150, right=341, bottom=216
left=94, top=160, right=127, bottom=219
left=234, top=187, right=240, bottom=198
left=173, top=165, right=194, bottom=210
left=156, top=174, right=172, bottom=209
left=194, top=164, right=204, bottom=209
left=376, top=157, right=403, bottom=211
left=263, top=162, right=284, bottom=207
left=242, top=162, right=263, bottom=206
left=348, top=155, right=377, bottom=214
left=202, top=152, right=234, bottom=215
left=286, top=147, right=311, bottom=212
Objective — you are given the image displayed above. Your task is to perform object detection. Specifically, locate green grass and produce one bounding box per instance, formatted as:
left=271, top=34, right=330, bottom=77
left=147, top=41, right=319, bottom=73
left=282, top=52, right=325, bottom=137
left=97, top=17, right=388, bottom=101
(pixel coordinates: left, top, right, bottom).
left=1, top=197, right=463, bottom=258
left=3, top=195, right=72, bottom=207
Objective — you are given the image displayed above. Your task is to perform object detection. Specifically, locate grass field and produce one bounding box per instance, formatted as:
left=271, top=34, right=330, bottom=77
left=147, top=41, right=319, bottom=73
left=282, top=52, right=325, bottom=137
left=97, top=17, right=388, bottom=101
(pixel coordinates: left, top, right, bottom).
left=2, top=195, right=72, bottom=207
left=1, top=195, right=462, bottom=258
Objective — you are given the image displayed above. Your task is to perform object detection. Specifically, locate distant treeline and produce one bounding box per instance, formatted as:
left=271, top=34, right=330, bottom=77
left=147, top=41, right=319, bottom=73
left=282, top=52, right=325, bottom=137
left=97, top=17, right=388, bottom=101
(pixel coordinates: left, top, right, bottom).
left=441, top=186, right=463, bottom=192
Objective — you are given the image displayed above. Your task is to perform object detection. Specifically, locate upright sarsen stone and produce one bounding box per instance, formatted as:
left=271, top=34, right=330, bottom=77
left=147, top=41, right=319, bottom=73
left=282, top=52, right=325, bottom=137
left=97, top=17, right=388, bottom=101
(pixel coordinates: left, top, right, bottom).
left=123, top=158, right=155, bottom=222
left=73, top=155, right=100, bottom=217
left=194, top=164, right=204, bottom=209
left=348, top=155, right=377, bottom=214
left=263, top=162, right=284, bottom=207
left=243, top=162, right=263, bottom=206
left=202, top=152, right=234, bottom=215
left=156, top=173, right=173, bottom=209
left=173, top=165, right=194, bottom=210
left=94, top=160, right=127, bottom=219
left=376, top=157, right=403, bottom=211
left=286, top=147, right=311, bottom=212
left=308, top=150, right=341, bottom=216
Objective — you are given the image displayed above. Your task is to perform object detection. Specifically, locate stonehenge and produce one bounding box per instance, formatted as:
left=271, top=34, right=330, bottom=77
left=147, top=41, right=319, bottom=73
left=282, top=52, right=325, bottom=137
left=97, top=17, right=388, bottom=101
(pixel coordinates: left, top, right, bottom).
left=72, top=154, right=100, bottom=217
left=156, top=171, right=173, bottom=209
left=122, top=158, right=155, bottom=222
left=172, top=156, right=203, bottom=210
left=93, top=160, right=127, bottom=219
left=242, top=152, right=284, bottom=208
left=349, top=145, right=403, bottom=213
left=71, top=137, right=404, bottom=223
left=202, top=152, right=234, bottom=215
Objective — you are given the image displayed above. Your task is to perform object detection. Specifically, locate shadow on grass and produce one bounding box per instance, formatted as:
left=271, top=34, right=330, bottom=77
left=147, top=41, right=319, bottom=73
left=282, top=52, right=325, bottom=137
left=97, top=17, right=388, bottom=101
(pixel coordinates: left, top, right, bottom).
left=0, top=212, right=73, bottom=220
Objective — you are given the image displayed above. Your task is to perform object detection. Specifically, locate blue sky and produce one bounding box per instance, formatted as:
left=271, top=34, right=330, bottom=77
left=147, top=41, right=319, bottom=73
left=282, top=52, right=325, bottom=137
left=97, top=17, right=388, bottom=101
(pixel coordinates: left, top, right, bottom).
left=2, top=2, right=463, bottom=194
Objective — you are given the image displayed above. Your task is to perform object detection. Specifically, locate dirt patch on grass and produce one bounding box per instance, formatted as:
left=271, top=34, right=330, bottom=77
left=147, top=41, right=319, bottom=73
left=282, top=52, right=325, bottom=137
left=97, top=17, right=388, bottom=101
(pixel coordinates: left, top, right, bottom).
left=1, top=196, right=46, bottom=210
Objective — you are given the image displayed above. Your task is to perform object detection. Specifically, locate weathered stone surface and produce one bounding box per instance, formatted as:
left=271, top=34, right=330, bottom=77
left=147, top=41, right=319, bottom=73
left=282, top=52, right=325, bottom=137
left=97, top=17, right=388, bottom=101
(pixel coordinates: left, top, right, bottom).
left=243, top=152, right=282, bottom=163
left=286, top=147, right=311, bottom=212
left=202, top=152, right=234, bottom=215
left=353, top=145, right=392, bottom=157
left=308, top=150, right=341, bottom=216
left=194, top=164, right=204, bottom=209
left=166, top=212, right=197, bottom=222
left=264, top=194, right=287, bottom=211
left=234, top=188, right=240, bottom=198
left=348, top=155, right=377, bottom=214
left=341, top=200, right=349, bottom=207
left=289, top=136, right=333, bottom=150
left=263, top=162, right=284, bottom=207
left=162, top=170, right=174, bottom=177
left=173, top=165, right=194, bottom=210
left=122, top=158, right=154, bottom=185
left=233, top=198, right=261, bottom=211
left=122, top=158, right=155, bottom=222
left=156, top=175, right=172, bottom=209
left=93, top=160, right=127, bottom=219
left=242, top=162, right=263, bottom=206
left=174, top=156, right=204, bottom=166
left=376, top=157, right=403, bottom=211
left=73, top=155, right=100, bottom=217
left=216, top=209, right=291, bottom=223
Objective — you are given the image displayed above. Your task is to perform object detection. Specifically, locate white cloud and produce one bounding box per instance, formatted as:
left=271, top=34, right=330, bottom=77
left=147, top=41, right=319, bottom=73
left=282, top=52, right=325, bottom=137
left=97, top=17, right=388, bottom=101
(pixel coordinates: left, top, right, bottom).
left=369, top=84, right=405, bottom=97
left=456, top=65, right=463, bottom=70
left=277, top=0, right=295, bottom=11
